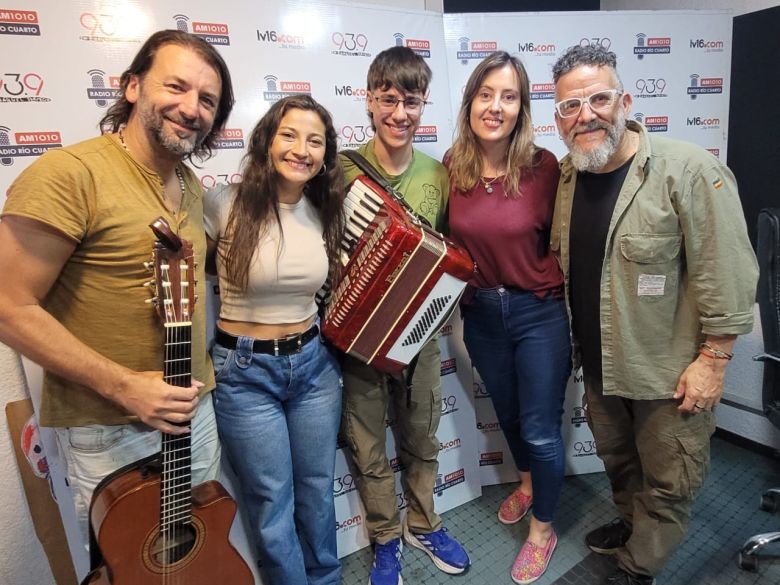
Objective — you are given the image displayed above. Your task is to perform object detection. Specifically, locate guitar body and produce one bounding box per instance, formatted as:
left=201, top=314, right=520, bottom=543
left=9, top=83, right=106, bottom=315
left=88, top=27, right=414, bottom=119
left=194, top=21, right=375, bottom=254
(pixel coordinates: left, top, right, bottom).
left=84, top=460, right=253, bottom=584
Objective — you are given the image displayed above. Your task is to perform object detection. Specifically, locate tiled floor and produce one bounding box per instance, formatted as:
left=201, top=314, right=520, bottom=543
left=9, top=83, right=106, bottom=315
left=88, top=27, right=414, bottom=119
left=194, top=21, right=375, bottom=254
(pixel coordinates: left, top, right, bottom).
left=340, top=435, right=780, bottom=584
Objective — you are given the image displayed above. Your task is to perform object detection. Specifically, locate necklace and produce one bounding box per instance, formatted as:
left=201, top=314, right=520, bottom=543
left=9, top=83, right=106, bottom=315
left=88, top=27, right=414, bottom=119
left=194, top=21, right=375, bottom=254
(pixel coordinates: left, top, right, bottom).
left=118, top=128, right=186, bottom=215
left=480, top=175, right=500, bottom=194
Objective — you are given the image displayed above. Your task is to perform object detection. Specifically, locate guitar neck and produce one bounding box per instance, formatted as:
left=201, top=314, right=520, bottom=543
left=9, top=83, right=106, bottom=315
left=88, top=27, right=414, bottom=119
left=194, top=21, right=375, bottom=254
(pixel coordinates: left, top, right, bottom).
left=161, top=322, right=193, bottom=531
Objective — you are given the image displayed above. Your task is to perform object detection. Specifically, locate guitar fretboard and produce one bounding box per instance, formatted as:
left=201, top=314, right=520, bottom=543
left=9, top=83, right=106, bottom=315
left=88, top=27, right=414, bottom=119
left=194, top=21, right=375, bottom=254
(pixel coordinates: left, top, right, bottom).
left=161, top=323, right=193, bottom=533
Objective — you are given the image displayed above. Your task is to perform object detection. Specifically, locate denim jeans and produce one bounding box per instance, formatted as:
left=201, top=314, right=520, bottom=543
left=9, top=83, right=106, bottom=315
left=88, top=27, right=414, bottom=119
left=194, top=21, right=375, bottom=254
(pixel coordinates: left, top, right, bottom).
left=462, top=287, right=571, bottom=522
left=53, top=392, right=220, bottom=547
left=212, top=331, right=342, bottom=585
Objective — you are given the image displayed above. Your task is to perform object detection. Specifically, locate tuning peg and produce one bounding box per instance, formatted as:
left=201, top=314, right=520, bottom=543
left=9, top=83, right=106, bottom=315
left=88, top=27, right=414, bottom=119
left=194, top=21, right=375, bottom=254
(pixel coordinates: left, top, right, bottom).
left=194, top=294, right=199, bottom=302
left=145, top=297, right=158, bottom=305
left=143, top=280, right=156, bottom=288
left=143, top=261, right=154, bottom=271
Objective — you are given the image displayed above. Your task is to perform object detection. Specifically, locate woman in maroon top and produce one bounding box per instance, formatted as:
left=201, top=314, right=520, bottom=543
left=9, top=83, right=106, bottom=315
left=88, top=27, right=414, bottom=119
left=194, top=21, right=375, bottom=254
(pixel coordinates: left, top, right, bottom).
left=447, top=51, right=571, bottom=585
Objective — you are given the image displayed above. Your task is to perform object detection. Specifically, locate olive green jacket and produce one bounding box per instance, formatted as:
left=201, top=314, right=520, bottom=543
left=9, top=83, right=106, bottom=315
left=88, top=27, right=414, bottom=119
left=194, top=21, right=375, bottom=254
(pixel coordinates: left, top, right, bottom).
left=551, top=121, right=758, bottom=399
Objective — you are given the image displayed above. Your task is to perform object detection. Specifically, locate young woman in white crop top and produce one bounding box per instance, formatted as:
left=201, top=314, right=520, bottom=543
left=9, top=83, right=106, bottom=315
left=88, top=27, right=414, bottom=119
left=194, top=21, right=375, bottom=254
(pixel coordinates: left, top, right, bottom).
left=204, top=95, right=345, bottom=585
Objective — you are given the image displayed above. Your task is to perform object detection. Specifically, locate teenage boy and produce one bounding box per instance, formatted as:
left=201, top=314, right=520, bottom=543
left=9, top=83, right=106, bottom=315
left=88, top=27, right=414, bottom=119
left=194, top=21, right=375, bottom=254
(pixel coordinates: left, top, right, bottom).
left=339, top=46, right=470, bottom=585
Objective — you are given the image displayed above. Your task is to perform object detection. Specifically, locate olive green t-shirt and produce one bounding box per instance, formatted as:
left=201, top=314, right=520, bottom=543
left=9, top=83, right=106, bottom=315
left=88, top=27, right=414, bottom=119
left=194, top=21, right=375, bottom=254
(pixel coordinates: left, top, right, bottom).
left=339, top=139, right=449, bottom=231
left=2, top=134, right=215, bottom=426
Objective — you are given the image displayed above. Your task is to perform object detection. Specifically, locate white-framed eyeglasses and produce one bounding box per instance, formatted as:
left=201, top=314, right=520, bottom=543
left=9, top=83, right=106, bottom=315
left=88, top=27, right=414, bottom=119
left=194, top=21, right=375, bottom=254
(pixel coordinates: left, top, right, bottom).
left=372, top=93, right=428, bottom=113
left=554, top=89, right=623, bottom=118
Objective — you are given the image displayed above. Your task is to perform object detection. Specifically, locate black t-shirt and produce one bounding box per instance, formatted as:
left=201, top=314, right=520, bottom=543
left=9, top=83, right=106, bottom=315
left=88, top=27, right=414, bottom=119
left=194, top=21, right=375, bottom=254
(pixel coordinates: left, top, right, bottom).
left=569, top=156, right=634, bottom=380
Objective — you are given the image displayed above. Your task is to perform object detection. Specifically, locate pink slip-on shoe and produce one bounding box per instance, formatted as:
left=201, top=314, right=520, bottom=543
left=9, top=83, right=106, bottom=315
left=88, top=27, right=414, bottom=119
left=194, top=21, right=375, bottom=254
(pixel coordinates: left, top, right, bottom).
left=510, top=530, right=557, bottom=585
left=498, top=486, right=533, bottom=524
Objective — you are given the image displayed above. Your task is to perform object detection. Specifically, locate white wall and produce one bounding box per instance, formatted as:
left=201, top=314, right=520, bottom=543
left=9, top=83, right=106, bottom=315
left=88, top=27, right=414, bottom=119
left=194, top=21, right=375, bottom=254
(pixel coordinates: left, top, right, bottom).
left=601, top=0, right=778, bottom=16
left=0, top=348, right=56, bottom=585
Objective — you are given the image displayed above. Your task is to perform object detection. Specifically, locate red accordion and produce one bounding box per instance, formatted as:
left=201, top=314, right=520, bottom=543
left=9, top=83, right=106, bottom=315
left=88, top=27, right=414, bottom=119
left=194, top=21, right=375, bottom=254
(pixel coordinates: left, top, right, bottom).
left=321, top=175, right=474, bottom=374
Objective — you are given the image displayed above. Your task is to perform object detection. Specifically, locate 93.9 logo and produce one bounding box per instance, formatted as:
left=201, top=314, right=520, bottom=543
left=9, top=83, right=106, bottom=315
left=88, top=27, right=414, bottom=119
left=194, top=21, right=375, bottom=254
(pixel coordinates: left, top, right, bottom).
left=332, top=32, right=368, bottom=53
left=580, top=37, right=612, bottom=50
left=80, top=12, right=117, bottom=37
left=199, top=173, right=242, bottom=190
left=0, top=73, right=45, bottom=100
left=573, top=440, right=597, bottom=456
left=635, top=78, right=667, bottom=95
left=441, top=395, right=457, bottom=414
left=333, top=472, right=355, bottom=496
left=339, top=125, right=374, bottom=146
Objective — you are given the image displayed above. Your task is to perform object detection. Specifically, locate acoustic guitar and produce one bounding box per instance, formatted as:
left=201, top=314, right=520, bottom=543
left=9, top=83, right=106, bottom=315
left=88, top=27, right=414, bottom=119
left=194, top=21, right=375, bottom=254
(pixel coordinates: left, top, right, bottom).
left=81, top=217, right=253, bottom=584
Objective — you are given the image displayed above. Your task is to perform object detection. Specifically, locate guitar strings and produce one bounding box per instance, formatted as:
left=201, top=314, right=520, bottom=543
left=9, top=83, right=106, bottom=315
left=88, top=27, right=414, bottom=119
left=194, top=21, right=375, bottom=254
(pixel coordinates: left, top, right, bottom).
left=158, top=256, right=196, bottom=583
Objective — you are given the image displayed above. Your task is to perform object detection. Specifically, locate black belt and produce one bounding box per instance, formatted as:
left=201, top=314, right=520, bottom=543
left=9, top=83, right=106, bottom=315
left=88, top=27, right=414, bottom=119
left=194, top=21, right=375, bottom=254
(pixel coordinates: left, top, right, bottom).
left=215, top=324, right=319, bottom=356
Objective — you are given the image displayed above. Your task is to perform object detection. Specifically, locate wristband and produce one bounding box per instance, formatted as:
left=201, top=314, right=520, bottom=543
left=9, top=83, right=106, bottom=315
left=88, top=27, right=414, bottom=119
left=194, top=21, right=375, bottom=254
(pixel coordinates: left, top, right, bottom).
left=699, top=342, right=733, bottom=360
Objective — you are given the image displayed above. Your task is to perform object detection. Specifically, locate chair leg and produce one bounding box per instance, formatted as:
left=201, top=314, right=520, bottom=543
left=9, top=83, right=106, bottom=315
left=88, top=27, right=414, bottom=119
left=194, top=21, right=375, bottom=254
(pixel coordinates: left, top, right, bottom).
left=760, top=488, right=780, bottom=512
left=739, top=531, right=780, bottom=571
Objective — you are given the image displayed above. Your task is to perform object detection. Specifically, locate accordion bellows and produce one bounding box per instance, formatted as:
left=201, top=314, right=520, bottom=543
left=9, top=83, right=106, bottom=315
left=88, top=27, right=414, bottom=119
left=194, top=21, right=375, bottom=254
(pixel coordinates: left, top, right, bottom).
left=321, top=176, right=474, bottom=373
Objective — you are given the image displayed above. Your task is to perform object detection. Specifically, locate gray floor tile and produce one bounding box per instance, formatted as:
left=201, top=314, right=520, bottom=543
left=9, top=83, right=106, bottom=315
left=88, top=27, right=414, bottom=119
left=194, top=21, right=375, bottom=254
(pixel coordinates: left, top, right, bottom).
left=340, top=436, right=780, bottom=585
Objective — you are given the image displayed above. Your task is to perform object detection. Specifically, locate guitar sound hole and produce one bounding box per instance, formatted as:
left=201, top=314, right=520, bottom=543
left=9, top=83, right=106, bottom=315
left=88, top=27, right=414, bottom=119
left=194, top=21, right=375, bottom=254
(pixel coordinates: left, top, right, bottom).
left=150, top=525, right=197, bottom=565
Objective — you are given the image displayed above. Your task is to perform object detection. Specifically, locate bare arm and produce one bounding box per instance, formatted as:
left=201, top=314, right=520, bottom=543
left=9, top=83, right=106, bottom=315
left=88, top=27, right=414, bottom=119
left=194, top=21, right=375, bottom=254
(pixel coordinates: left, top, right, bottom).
left=0, top=216, right=199, bottom=433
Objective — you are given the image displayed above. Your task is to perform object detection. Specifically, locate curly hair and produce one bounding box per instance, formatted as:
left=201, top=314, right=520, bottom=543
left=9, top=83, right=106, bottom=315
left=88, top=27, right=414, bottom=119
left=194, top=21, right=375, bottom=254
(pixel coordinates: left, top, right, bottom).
left=221, top=95, right=345, bottom=292
left=99, top=29, right=234, bottom=161
left=448, top=51, right=536, bottom=196
left=552, top=44, right=622, bottom=89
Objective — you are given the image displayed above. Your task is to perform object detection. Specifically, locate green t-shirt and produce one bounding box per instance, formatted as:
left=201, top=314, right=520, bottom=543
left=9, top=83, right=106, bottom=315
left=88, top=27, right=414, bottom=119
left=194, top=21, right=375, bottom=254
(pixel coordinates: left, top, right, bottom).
left=339, top=139, right=449, bottom=232
left=2, top=134, right=215, bottom=426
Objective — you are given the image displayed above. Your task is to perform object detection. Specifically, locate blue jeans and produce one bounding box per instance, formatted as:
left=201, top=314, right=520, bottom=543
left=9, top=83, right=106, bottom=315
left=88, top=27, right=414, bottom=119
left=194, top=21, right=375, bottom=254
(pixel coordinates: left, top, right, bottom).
left=462, top=287, right=571, bottom=522
left=212, top=331, right=342, bottom=585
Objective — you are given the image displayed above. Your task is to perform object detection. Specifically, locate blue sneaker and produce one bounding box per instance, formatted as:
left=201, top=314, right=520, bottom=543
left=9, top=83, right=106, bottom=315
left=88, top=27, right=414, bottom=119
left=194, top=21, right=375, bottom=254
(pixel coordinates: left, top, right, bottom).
left=369, top=538, right=403, bottom=585
left=403, top=524, right=470, bottom=574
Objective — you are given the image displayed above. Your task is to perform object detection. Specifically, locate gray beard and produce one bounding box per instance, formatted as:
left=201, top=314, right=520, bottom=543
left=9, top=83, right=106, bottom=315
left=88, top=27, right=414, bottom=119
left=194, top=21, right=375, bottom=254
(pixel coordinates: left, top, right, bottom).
left=139, top=106, right=202, bottom=158
left=567, top=107, right=626, bottom=172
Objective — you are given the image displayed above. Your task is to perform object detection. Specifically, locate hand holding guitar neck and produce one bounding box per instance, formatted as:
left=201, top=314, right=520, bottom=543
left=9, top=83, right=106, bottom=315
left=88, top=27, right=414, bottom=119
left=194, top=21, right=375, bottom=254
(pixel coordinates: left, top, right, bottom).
left=108, top=370, right=201, bottom=434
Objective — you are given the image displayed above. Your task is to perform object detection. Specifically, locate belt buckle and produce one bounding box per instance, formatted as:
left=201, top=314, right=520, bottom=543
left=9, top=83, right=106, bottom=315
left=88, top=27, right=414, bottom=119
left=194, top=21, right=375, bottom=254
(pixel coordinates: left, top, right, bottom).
left=273, top=338, right=280, bottom=357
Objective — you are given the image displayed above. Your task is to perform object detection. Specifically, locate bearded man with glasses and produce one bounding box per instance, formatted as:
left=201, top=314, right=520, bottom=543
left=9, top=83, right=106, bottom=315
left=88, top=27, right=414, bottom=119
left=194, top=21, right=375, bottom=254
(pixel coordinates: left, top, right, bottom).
left=550, top=44, right=757, bottom=585
left=338, top=45, right=470, bottom=585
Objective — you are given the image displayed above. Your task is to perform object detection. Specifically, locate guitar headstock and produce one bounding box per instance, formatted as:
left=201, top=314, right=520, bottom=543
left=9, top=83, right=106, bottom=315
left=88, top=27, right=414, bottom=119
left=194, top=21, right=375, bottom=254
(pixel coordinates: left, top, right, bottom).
left=146, top=217, right=196, bottom=324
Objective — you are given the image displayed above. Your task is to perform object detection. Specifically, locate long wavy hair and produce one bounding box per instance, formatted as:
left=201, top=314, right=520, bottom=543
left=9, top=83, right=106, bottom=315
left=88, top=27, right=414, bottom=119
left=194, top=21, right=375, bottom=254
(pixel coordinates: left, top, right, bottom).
left=448, top=51, right=536, bottom=196
left=99, top=29, right=234, bottom=161
left=221, top=95, right=345, bottom=292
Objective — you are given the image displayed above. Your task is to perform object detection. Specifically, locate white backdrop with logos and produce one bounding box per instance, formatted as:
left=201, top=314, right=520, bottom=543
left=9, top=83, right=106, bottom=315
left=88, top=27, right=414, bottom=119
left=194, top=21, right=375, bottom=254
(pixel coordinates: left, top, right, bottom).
left=0, top=2, right=731, bottom=583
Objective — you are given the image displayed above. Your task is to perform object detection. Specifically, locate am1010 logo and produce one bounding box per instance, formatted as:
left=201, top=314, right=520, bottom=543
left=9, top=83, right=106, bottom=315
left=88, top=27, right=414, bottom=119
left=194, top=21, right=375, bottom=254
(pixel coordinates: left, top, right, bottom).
left=0, top=9, right=40, bottom=36
left=0, top=72, right=48, bottom=103
left=0, top=128, right=62, bottom=165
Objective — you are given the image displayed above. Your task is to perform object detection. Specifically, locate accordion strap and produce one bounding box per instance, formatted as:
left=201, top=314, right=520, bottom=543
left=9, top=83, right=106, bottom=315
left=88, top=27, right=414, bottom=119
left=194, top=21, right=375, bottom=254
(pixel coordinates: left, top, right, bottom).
left=341, top=149, right=431, bottom=228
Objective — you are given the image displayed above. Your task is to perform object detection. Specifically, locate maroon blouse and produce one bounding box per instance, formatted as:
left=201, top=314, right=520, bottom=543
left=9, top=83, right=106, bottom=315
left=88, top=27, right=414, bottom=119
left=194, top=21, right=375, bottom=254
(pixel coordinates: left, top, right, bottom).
left=447, top=148, right=564, bottom=298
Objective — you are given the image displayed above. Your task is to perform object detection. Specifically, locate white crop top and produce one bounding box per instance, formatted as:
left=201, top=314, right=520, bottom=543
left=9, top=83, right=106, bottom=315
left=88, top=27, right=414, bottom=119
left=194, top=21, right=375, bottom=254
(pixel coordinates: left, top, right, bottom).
left=204, top=183, right=328, bottom=324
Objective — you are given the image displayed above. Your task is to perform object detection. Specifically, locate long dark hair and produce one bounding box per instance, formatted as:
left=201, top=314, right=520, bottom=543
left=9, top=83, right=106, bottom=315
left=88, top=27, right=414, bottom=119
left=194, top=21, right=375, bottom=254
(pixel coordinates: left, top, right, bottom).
left=222, top=95, right=345, bottom=292
left=99, top=29, right=234, bottom=161
left=449, top=51, right=535, bottom=196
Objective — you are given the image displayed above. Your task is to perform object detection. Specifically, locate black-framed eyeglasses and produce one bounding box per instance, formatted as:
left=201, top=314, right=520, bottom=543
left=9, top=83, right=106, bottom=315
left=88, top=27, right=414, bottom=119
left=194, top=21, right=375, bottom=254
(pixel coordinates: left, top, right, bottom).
left=372, top=93, right=428, bottom=113
left=554, top=89, right=623, bottom=118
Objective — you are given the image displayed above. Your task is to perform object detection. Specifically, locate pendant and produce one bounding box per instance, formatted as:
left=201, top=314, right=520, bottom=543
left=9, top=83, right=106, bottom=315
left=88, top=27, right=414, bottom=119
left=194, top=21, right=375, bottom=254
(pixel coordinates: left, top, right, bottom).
left=486, top=185, right=493, bottom=194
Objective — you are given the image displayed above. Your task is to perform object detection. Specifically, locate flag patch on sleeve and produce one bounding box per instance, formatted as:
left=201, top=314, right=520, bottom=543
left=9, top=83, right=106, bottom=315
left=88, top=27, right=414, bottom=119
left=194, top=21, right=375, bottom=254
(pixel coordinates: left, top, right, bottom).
left=712, top=177, right=723, bottom=189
